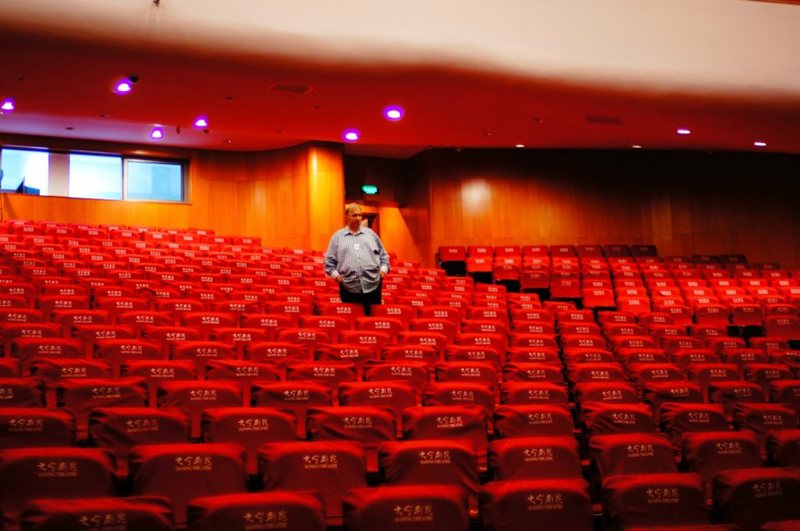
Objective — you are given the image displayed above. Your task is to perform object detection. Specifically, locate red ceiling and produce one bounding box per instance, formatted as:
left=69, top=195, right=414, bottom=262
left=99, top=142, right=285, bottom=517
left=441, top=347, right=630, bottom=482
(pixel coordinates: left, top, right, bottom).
left=1, top=16, right=800, bottom=160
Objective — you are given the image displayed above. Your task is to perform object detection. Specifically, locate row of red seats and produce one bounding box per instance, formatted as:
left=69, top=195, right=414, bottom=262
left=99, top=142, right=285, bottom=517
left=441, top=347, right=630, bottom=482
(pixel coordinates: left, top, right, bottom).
left=2, top=414, right=799, bottom=529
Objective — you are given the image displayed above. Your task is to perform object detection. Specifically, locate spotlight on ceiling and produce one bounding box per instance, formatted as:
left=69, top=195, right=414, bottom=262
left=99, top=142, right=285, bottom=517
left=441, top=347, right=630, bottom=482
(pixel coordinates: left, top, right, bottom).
left=150, top=127, right=164, bottom=140
left=0, top=98, right=14, bottom=112
left=113, top=75, right=138, bottom=95
left=343, top=129, right=360, bottom=142
left=383, top=105, right=405, bottom=121
left=754, top=141, right=767, bottom=147
left=676, top=128, right=691, bottom=135
left=194, top=116, right=209, bottom=128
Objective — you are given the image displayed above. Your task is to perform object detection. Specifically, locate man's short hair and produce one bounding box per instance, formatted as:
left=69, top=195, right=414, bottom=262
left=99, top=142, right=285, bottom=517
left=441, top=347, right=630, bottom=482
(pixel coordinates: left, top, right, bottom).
left=345, top=203, right=362, bottom=216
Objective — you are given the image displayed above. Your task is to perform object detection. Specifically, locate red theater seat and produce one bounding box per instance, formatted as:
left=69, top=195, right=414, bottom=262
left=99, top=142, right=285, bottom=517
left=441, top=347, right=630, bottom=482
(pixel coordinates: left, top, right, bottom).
left=708, top=381, right=767, bottom=420
left=251, top=380, right=333, bottom=438
left=582, top=402, right=658, bottom=439
left=363, top=358, right=431, bottom=387
left=712, top=467, right=800, bottom=531
left=258, top=440, right=367, bottom=526
left=21, top=497, right=173, bottom=531
left=0, top=408, right=74, bottom=450
left=11, top=337, right=84, bottom=371
left=189, top=491, right=326, bottom=531
left=379, top=439, right=479, bottom=517
left=479, top=478, right=594, bottom=531
left=0, top=447, right=115, bottom=530
left=202, top=407, right=296, bottom=476
left=734, top=402, right=799, bottom=449
left=88, top=407, right=190, bottom=477
left=493, top=404, right=574, bottom=438
left=682, top=431, right=762, bottom=496
left=658, top=403, right=729, bottom=447
left=307, top=405, right=395, bottom=473
left=344, top=485, right=469, bottom=531
left=130, top=442, right=247, bottom=527
left=767, top=429, right=800, bottom=466
left=602, top=472, right=709, bottom=530
left=157, top=380, right=243, bottom=438
left=401, top=405, right=488, bottom=471
left=590, top=432, right=677, bottom=480
left=338, top=381, right=419, bottom=428
left=56, top=377, right=147, bottom=440
left=499, top=381, right=569, bottom=406
left=489, top=436, right=582, bottom=480
left=0, top=377, right=44, bottom=408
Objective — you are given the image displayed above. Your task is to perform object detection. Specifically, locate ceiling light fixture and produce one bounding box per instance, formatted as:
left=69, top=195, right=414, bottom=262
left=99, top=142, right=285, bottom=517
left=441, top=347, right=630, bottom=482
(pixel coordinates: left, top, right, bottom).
left=113, top=75, right=138, bottom=95
left=150, top=127, right=164, bottom=140
left=0, top=98, right=15, bottom=112
left=631, top=144, right=642, bottom=149
left=515, top=144, right=525, bottom=148
left=343, top=129, right=360, bottom=142
left=754, top=141, right=767, bottom=147
left=194, top=116, right=209, bottom=128
left=676, top=128, right=691, bottom=135
left=383, top=105, right=404, bottom=121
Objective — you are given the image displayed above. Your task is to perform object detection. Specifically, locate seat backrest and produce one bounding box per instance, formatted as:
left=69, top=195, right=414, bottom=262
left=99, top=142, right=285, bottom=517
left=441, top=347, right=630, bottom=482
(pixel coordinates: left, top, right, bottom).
left=713, top=467, right=800, bottom=531
left=0, top=408, right=74, bottom=450
left=344, top=484, right=468, bottom=531
left=157, top=380, right=243, bottom=438
left=202, top=407, right=296, bottom=476
left=307, top=406, right=396, bottom=473
left=480, top=478, right=594, bottom=531
left=251, top=381, right=333, bottom=438
left=22, top=497, right=173, bottom=531
left=0, top=447, right=115, bottom=530
left=130, top=443, right=247, bottom=527
left=189, top=491, right=326, bottom=531
left=489, top=435, right=581, bottom=480
left=682, top=430, right=762, bottom=496
left=602, top=472, right=709, bottom=530
left=379, top=439, right=478, bottom=514
left=258, top=440, right=367, bottom=526
left=56, top=377, right=148, bottom=440
left=589, top=432, right=677, bottom=480
left=89, top=406, right=190, bottom=476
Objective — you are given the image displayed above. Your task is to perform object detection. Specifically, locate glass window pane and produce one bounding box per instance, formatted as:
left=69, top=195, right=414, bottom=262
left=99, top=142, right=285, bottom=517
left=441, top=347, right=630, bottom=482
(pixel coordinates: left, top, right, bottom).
left=69, top=153, right=122, bottom=199
left=1, top=148, right=49, bottom=195
left=126, top=160, right=183, bottom=201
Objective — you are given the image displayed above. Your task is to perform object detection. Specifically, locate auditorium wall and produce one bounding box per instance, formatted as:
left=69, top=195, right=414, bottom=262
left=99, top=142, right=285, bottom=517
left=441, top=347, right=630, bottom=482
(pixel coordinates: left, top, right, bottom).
left=4, top=136, right=799, bottom=270
left=348, top=149, right=800, bottom=269
left=1, top=137, right=344, bottom=251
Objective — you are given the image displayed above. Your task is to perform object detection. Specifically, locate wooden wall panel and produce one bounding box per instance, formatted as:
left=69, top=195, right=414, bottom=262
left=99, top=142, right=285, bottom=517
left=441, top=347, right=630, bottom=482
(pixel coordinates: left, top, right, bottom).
left=3, top=140, right=345, bottom=252
left=413, top=150, right=800, bottom=268
left=346, top=150, right=800, bottom=269
left=307, top=144, right=345, bottom=252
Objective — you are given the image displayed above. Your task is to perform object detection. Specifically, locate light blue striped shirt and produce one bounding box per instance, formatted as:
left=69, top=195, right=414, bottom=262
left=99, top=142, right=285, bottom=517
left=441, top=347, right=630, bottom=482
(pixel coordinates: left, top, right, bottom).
left=324, top=226, right=390, bottom=294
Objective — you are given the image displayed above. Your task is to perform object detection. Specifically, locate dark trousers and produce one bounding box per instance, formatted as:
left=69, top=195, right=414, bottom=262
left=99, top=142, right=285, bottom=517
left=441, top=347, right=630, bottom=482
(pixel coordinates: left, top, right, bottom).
left=339, top=282, right=382, bottom=316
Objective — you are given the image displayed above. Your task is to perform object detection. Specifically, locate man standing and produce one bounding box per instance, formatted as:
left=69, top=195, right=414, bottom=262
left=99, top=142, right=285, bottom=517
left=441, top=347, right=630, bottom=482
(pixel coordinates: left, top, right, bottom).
left=324, top=203, right=390, bottom=315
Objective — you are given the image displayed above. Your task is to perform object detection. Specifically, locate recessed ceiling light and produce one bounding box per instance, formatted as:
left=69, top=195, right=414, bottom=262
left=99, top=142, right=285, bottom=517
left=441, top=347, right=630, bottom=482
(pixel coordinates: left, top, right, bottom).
left=150, top=127, right=164, bottom=140
left=0, top=98, right=15, bottom=112
left=754, top=141, right=767, bottom=147
left=631, top=144, right=642, bottom=149
left=343, top=129, right=360, bottom=142
left=676, top=128, right=691, bottom=135
left=194, top=116, right=209, bottom=128
left=515, top=144, right=525, bottom=148
left=113, top=76, right=137, bottom=95
left=383, top=105, right=404, bottom=121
